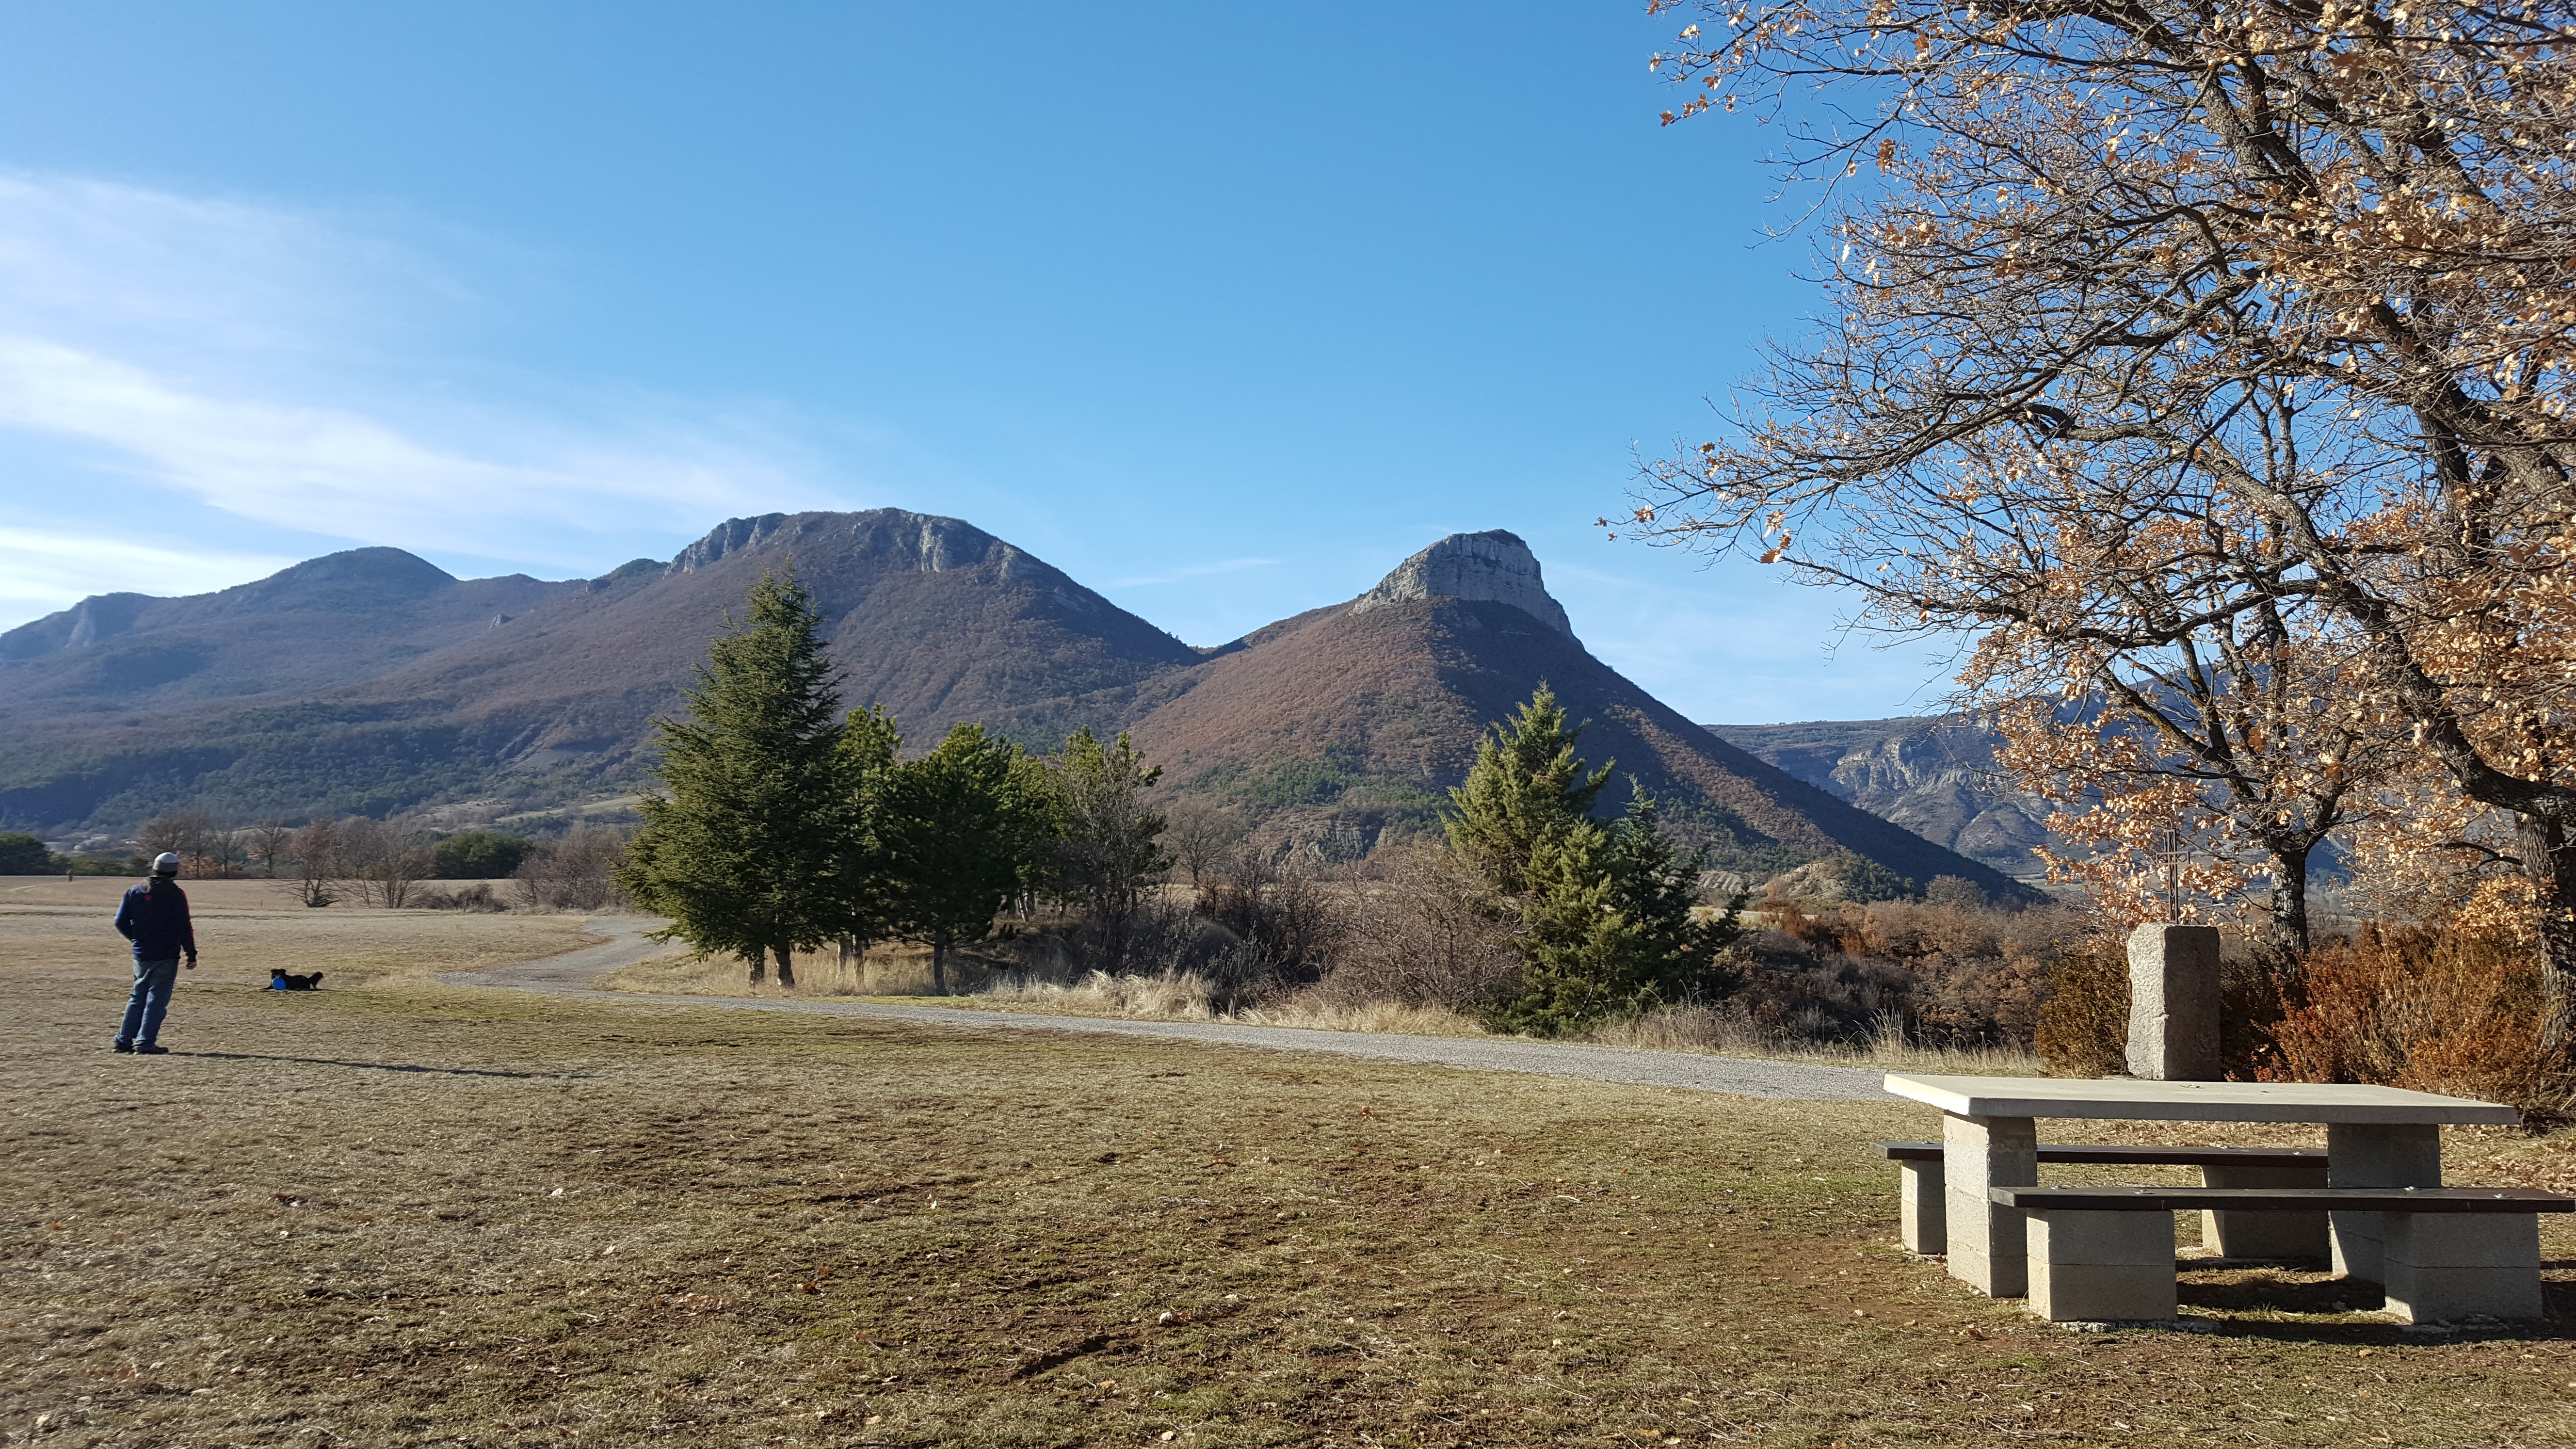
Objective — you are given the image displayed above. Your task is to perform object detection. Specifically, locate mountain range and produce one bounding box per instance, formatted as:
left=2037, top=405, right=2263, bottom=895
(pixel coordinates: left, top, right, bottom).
left=0, top=509, right=2036, bottom=901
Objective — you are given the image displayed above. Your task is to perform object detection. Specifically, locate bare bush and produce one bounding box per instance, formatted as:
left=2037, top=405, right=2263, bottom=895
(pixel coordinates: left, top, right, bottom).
left=1726, top=897, right=2088, bottom=1051
left=1311, top=845, right=1518, bottom=1013
left=1192, top=848, right=1346, bottom=1004
left=414, top=881, right=509, bottom=913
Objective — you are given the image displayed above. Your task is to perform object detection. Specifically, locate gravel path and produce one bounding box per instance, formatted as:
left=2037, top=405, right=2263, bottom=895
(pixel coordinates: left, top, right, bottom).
left=444, top=917, right=1889, bottom=1102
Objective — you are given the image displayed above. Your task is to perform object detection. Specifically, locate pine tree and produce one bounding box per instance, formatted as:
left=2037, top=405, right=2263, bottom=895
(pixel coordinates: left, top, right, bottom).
left=615, top=567, right=853, bottom=988
left=1486, top=789, right=1742, bottom=1037
left=878, top=724, right=1046, bottom=994
left=830, top=704, right=905, bottom=962
left=1444, top=684, right=1612, bottom=896
left=1047, top=727, right=1169, bottom=927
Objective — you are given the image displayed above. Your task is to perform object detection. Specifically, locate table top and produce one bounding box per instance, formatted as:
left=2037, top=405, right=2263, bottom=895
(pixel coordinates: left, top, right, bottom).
left=1882, top=1073, right=2520, bottom=1126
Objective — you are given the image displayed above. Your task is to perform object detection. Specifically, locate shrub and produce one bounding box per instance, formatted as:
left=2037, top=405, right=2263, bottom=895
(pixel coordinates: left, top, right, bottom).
left=2265, top=924, right=2576, bottom=1122
left=432, top=830, right=533, bottom=879
left=2033, top=943, right=2129, bottom=1077
left=1319, top=846, right=1520, bottom=1013
left=415, top=881, right=508, bottom=912
left=1191, top=849, right=1346, bottom=1004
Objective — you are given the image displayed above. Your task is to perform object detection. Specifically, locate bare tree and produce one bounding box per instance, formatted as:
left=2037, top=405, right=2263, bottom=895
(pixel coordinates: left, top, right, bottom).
left=289, top=818, right=345, bottom=907
left=1634, top=0, right=2576, bottom=1033
left=1162, top=797, right=1245, bottom=888
left=139, top=810, right=221, bottom=876
left=331, top=817, right=433, bottom=908
left=512, top=825, right=632, bottom=912
left=248, top=819, right=298, bottom=878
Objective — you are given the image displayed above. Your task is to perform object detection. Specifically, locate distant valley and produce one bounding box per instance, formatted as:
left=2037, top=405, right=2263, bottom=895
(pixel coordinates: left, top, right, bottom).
left=1, top=511, right=2035, bottom=901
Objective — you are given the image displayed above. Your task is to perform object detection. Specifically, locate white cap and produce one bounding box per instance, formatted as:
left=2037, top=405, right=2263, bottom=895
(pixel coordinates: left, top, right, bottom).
left=152, top=852, right=181, bottom=875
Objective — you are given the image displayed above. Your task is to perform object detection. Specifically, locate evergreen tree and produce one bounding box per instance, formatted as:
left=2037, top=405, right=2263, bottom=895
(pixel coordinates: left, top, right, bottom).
left=830, top=704, right=905, bottom=956
left=1003, top=747, right=1064, bottom=912
left=0, top=831, right=50, bottom=875
left=432, top=830, right=532, bottom=880
left=879, top=723, right=1045, bottom=994
left=616, top=567, right=853, bottom=988
left=1046, top=727, right=1169, bottom=929
left=1444, top=684, right=1612, bottom=895
left=1487, top=790, right=1744, bottom=1037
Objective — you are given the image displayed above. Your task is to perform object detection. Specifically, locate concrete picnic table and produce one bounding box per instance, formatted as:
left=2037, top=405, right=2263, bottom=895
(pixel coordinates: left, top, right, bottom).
left=1881, top=1073, right=2521, bottom=1297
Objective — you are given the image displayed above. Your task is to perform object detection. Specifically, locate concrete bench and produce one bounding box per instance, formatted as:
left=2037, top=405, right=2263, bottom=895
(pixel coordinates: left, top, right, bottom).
left=1879, top=1142, right=2329, bottom=1260
left=1987, top=1185, right=2573, bottom=1323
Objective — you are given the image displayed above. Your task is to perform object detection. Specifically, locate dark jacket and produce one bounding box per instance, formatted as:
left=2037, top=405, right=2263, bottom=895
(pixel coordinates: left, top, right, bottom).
left=114, top=879, right=196, bottom=960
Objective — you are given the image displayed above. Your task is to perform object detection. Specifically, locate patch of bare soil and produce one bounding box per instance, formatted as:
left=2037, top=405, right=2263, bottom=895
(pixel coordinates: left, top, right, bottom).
left=6, top=912, right=2576, bottom=1446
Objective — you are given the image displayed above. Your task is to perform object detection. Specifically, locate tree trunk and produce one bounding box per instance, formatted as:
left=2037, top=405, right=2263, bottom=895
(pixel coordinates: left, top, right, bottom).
left=2266, top=841, right=2311, bottom=955
left=932, top=934, right=949, bottom=996
left=773, top=942, right=797, bottom=990
left=747, top=949, right=766, bottom=986
left=2515, top=812, right=2576, bottom=1056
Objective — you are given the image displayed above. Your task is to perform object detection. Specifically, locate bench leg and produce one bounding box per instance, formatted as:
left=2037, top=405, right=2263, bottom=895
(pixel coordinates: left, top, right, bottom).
left=1900, top=1159, right=1946, bottom=1256
left=2026, top=1209, right=2177, bottom=1323
left=2326, top=1124, right=2441, bottom=1283
left=1944, top=1113, right=2035, bottom=1297
left=2200, top=1163, right=2330, bottom=1260
left=2381, top=1213, right=2544, bottom=1323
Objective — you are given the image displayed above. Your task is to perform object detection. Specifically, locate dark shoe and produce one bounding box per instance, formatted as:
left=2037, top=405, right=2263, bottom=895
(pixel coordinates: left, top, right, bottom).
left=113, top=1041, right=133, bottom=1054
left=133, top=1044, right=169, bottom=1055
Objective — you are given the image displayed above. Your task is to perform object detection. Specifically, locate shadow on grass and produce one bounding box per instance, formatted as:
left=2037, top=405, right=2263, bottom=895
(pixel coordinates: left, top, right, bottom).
left=2174, top=1265, right=2576, bottom=1341
left=178, top=1050, right=577, bottom=1080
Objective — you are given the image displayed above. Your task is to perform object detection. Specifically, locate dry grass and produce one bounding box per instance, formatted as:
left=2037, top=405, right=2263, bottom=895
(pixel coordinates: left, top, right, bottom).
left=602, top=953, right=2038, bottom=1062
left=17, top=903, right=2576, bottom=1445
left=601, top=958, right=1496, bottom=1038
left=1583, top=1004, right=2051, bottom=1077
left=0, top=876, right=602, bottom=989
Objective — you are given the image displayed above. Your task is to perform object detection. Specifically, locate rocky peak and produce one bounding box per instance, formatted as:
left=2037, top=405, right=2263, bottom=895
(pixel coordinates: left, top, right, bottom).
left=1351, top=530, right=1573, bottom=636
left=664, top=509, right=1029, bottom=578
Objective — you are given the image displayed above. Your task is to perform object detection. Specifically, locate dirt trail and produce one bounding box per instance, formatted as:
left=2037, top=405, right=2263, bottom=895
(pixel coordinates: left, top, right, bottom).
left=450, top=916, right=1889, bottom=1101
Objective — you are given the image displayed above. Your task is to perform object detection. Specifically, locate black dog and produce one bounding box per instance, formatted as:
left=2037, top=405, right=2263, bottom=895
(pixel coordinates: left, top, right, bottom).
left=270, top=969, right=324, bottom=991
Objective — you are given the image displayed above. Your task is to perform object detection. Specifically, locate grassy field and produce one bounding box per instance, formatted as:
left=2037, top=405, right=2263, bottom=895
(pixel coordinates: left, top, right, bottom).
left=8, top=884, right=2576, bottom=1446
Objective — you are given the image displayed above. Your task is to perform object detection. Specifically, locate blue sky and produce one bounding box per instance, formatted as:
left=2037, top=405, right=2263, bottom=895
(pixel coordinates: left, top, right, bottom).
left=0, top=2, right=1962, bottom=724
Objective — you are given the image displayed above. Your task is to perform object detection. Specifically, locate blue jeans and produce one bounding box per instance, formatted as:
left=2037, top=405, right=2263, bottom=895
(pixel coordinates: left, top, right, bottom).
left=117, top=956, right=181, bottom=1047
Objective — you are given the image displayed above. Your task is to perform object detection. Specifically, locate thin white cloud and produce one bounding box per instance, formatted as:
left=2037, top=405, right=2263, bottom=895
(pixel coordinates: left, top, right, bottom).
left=0, top=526, right=298, bottom=614
left=0, top=335, right=815, bottom=564
left=1108, top=556, right=1276, bottom=588
left=0, top=170, right=833, bottom=585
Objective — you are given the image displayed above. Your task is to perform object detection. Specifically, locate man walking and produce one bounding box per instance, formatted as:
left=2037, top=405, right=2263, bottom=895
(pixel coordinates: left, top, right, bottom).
left=112, top=852, right=197, bottom=1055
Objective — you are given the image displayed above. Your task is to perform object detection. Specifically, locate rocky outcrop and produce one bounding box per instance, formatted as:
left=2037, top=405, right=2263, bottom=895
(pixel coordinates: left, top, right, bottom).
left=1351, top=530, right=1574, bottom=637
left=1708, top=716, right=2057, bottom=881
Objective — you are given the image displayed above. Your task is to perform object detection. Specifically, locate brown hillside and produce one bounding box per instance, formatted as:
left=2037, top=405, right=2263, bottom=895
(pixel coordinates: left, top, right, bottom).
left=1128, top=594, right=2033, bottom=899
left=0, top=511, right=1195, bottom=833
left=350, top=510, right=1201, bottom=771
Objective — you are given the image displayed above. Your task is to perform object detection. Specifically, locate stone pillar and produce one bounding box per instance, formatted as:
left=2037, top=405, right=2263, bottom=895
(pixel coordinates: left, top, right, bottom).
left=1943, top=1113, right=2037, bottom=1298
left=2200, top=1160, right=2330, bottom=1261
left=2125, top=923, right=2222, bottom=1080
left=1898, top=1157, right=1946, bottom=1256
left=2327, top=1122, right=2443, bottom=1284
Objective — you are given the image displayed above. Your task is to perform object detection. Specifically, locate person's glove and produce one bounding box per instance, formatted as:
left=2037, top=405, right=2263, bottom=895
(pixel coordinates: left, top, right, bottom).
left=184, top=955, right=198, bottom=970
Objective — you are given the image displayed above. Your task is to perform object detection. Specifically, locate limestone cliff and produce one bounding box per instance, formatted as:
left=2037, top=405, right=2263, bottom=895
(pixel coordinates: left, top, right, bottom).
left=1349, top=530, right=1574, bottom=637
